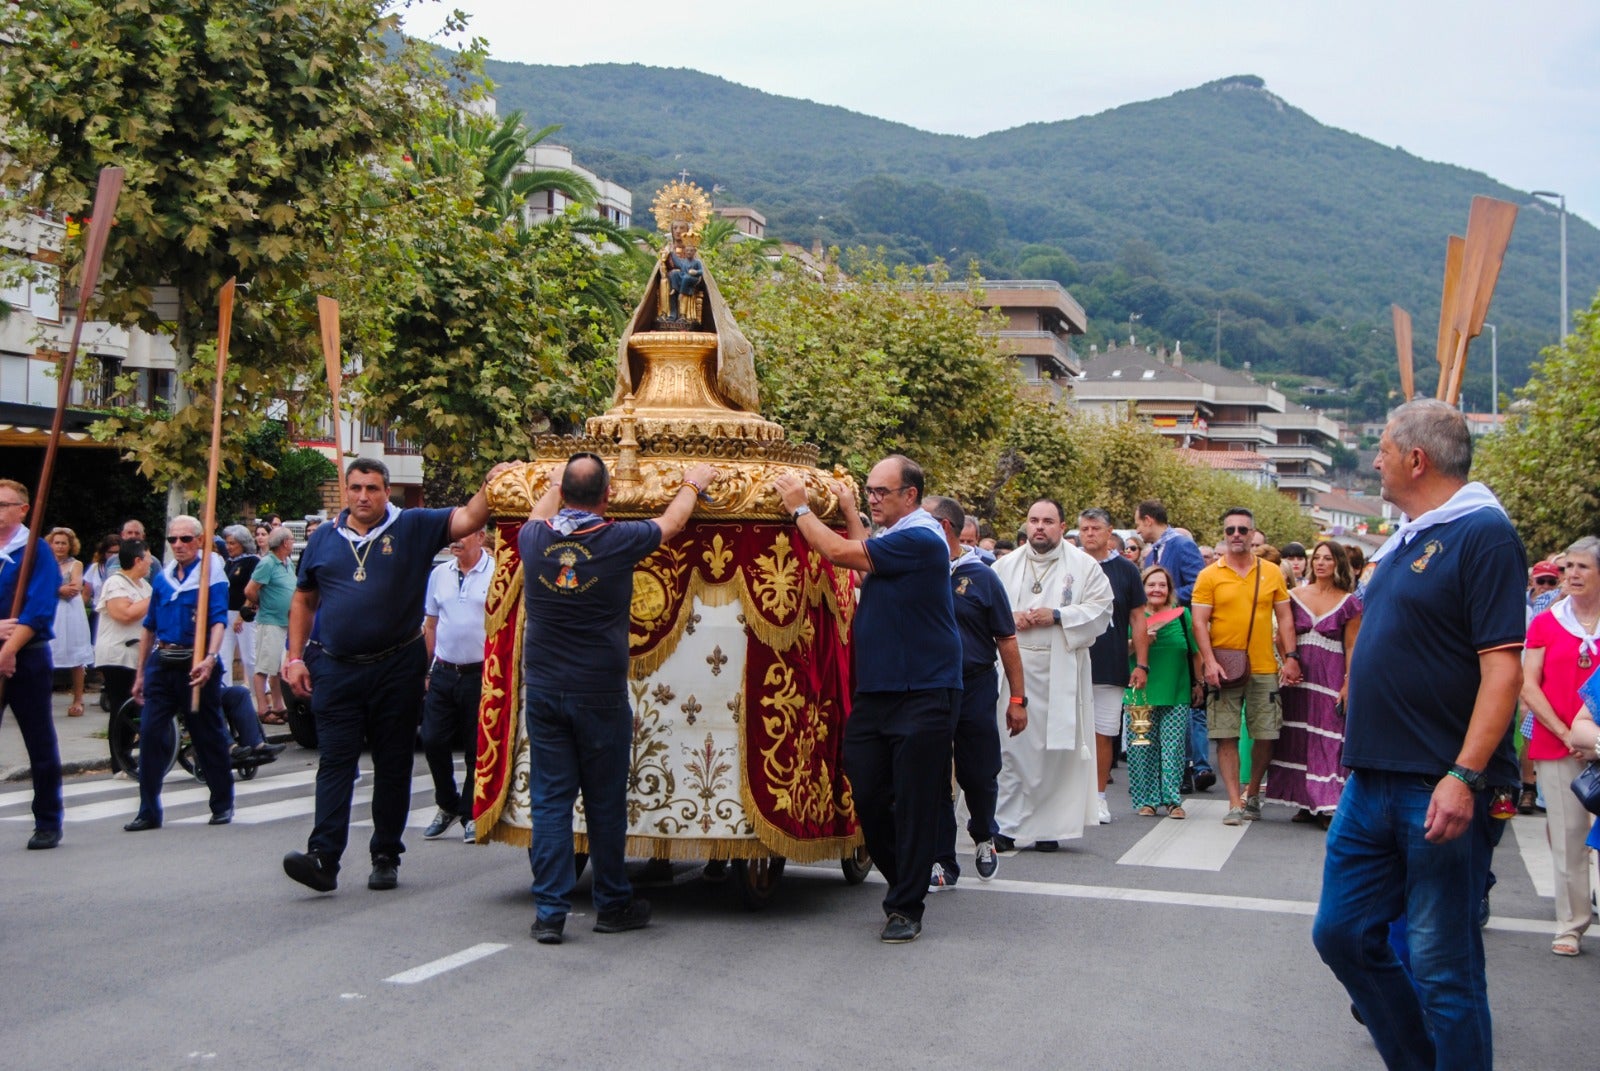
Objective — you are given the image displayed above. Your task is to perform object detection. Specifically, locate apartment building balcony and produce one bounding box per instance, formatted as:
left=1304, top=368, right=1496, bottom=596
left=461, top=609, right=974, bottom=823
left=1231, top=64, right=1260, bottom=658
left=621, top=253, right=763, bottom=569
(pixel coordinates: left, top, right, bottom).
left=1204, top=421, right=1277, bottom=448
left=999, top=330, right=1081, bottom=380
left=1261, top=442, right=1334, bottom=469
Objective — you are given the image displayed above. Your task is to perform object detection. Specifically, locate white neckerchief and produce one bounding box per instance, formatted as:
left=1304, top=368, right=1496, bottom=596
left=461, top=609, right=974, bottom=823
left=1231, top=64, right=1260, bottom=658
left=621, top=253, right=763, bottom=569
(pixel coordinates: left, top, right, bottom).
left=550, top=507, right=607, bottom=536
left=162, top=551, right=227, bottom=603
left=0, top=525, right=29, bottom=565
left=949, top=547, right=980, bottom=575
left=875, top=507, right=943, bottom=540
left=1553, top=598, right=1600, bottom=661
left=1368, top=481, right=1508, bottom=564
left=336, top=503, right=401, bottom=546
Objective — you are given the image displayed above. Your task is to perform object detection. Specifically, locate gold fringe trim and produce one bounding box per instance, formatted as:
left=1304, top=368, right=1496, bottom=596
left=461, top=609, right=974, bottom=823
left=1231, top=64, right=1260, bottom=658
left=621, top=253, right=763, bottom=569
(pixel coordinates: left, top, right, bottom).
left=737, top=763, right=863, bottom=863
left=476, top=605, right=525, bottom=839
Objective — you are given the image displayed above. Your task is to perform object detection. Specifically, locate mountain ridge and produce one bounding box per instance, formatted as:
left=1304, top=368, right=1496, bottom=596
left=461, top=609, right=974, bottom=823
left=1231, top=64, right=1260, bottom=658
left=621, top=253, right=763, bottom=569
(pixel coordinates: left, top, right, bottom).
left=483, top=60, right=1599, bottom=413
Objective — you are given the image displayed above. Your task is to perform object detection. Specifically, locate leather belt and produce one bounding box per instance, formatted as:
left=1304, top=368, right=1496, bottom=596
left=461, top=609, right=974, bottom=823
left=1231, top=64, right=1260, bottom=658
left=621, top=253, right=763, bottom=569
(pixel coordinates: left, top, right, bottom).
left=432, top=658, right=483, bottom=674
left=310, top=632, right=423, bottom=666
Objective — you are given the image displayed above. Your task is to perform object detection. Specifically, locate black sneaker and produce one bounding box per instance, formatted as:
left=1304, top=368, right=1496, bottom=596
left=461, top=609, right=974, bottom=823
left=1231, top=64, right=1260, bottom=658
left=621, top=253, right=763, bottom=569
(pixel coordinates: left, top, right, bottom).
left=283, top=850, right=339, bottom=892
left=973, top=839, right=999, bottom=881
left=368, top=856, right=399, bottom=891
left=992, top=833, right=1017, bottom=854
left=531, top=915, right=566, bottom=945
left=423, top=809, right=457, bottom=839
left=594, top=897, right=652, bottom=933
left=880, top=912, right=921, bottom=943
left=1194, top=769, right=1217, bottom=793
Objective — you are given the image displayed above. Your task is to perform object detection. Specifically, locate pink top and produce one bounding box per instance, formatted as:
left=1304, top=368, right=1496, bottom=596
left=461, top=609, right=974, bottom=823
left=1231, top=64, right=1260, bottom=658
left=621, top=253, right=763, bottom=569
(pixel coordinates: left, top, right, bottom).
left=1525, top=610, right=1600, bottom=761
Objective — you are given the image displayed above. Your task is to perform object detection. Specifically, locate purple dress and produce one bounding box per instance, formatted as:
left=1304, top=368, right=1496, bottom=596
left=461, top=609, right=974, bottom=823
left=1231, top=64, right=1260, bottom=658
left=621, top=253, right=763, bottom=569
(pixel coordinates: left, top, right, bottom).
left=1267, top=592, right=1361, bottom=814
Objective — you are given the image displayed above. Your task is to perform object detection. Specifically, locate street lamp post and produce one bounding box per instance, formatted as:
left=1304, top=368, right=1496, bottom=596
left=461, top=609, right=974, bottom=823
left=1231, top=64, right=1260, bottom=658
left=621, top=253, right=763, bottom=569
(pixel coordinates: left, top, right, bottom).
left=1484, top=321, right=1497, bottom=416
left=1530, top=190, right=1568, bottom=339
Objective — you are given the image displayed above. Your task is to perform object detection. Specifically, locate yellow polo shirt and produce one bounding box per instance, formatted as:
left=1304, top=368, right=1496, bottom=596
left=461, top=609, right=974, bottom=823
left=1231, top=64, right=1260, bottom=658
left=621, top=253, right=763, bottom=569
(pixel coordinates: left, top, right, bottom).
left=1192, top=558, right=1290, bottom=674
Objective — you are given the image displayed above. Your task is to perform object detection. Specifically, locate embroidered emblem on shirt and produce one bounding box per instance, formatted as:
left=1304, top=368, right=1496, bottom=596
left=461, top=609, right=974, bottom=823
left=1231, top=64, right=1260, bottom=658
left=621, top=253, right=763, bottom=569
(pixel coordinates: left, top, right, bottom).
left=1411, top=540, right=1442, bottom=573
left=1060, top=573, right=1075, bottom=605
left=380, top=535, right=393, bottom=555
left=555, top=550, right=580, bottom=589
left=955, top=577, right=971, bottom=596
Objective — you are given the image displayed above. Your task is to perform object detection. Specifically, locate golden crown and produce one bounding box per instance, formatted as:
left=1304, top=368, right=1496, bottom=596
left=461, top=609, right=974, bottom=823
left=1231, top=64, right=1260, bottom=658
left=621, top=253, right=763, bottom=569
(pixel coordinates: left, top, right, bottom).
left=652, top=180, right=713, bottom=244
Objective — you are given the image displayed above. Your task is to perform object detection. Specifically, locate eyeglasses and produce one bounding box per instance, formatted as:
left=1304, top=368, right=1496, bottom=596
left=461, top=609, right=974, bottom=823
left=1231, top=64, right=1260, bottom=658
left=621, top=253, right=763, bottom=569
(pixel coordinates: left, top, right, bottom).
left=166, top=534, right=197, bottom=544
left=864, top=485, right=908, bottom=501
left=0, top=500, right=25, bottom=509
left=1223, top=525, right=1252, bottom=536
left=1534, top=577, right=1559, bottom=586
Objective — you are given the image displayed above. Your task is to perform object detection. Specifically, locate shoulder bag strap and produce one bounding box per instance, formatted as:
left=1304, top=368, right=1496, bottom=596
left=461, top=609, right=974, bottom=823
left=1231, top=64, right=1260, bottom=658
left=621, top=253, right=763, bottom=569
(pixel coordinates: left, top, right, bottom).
left=1241, top=562, right=1262, bottom=659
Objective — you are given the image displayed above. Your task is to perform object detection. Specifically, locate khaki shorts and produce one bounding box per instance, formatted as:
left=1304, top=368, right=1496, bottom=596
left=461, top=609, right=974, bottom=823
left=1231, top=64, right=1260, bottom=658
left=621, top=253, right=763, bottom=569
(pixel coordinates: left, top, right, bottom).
left=254, top=623, right=288, bottom=676
left=1207, top=673, right=1282, bottom=741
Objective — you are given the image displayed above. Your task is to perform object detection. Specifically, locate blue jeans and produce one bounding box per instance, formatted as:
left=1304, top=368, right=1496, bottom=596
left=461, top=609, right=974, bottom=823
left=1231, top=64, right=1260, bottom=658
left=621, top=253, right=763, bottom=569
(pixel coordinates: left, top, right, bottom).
left=1186, top=704, right=1212, bottom=774
left=1312, top=769, right=1494, bottom=1070
left=525, top=687, right=634, bottom=922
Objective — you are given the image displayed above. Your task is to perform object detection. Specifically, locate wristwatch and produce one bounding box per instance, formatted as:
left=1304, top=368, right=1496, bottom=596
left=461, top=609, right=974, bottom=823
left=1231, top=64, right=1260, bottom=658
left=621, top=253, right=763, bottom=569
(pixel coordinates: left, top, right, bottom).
left=1446, top=763, right=1488, bottom=792
left=790, top=505, right=811, bottom=523
left=1051, top=608, right=1061, bottom=625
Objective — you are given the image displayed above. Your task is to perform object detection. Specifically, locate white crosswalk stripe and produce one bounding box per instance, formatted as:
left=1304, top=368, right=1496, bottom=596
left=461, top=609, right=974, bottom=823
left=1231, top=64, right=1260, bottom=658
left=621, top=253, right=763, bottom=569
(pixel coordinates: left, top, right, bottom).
left=0, top=761, right=464, bottom=829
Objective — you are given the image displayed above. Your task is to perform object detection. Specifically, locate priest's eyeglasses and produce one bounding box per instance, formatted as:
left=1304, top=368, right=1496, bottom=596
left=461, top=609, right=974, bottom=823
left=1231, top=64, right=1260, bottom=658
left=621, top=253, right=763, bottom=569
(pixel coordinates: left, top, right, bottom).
left=864, top=485, right=909, bottom=501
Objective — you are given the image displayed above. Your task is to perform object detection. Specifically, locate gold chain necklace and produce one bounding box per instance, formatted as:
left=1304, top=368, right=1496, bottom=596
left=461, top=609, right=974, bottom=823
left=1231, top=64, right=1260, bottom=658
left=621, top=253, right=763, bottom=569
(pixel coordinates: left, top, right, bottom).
left=346, top=530, right=377, bottom=582
left=1026, top=555, right=1050, bottom=595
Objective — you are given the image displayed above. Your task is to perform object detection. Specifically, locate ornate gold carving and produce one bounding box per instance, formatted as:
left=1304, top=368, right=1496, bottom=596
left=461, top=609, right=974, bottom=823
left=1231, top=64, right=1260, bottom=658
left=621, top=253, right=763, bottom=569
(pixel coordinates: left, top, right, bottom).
left=486, top=456, right=857, bottom=524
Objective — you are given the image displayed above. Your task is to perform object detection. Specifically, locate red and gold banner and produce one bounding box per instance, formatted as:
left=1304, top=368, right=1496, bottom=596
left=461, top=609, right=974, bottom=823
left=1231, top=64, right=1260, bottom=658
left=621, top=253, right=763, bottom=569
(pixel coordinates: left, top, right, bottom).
left=473, top=520, right=860, bottom=863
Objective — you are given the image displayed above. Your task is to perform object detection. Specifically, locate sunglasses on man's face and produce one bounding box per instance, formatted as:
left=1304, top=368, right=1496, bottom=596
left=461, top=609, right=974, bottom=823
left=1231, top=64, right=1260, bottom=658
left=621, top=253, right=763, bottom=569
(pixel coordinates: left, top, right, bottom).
left=1223, top=525, right=1252, bottom=536
left=1534, top=577, right=1559, bottom=587
left=166, top=534, right=197, bottom=544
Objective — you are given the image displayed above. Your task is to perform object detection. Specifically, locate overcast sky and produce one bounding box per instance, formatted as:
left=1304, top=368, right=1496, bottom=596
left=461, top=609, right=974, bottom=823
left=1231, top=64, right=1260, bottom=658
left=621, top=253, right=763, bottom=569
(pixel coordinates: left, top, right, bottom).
left=418, top=0, right=1599, bottom=226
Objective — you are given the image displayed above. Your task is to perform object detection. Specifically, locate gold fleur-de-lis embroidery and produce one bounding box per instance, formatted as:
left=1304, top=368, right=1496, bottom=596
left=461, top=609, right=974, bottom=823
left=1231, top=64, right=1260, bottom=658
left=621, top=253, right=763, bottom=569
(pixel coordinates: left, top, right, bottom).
left=702, top=534, right=733, bottom=580
left=752, top=532, right=800, bottom=617
left=680, top=694, right=702, bottom=726
left=707, top=644, right=728, bottom=677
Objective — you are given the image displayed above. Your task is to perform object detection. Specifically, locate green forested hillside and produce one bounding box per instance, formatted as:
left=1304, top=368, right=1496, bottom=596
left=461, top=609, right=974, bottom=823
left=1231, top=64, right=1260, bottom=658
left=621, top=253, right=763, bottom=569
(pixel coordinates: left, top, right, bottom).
left=484, top=63, right=1599, bottom=418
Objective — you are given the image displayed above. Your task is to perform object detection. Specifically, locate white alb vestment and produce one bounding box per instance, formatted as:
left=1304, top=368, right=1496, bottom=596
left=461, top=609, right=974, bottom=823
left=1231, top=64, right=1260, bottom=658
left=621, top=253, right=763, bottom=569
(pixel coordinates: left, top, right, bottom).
left=991, top=540, right=1113, bottom=845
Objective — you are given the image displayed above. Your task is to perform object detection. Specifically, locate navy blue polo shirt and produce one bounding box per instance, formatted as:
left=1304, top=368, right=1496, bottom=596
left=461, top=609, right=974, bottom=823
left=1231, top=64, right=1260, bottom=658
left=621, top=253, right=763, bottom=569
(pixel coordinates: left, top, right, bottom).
left=1343, top=508, right=1525, bottom=786
left=144, top=554, right=229, bottom=644
left=1089, top=553, right=1147, bottom=688
left=951, top=557, right=1014, bottom=677
left=855, top=525, right=962, bottom=693
left=298, top=507, right=454, bottom=657
left=519, top=515, right=662, bottom=693
left=0, top=533, right=61, bottom=639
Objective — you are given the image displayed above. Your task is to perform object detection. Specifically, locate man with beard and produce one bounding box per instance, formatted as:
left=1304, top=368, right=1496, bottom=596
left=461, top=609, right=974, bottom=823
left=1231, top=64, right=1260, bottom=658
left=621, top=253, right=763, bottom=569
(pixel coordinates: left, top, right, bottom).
left=990, top=499, right=1113, bottom=850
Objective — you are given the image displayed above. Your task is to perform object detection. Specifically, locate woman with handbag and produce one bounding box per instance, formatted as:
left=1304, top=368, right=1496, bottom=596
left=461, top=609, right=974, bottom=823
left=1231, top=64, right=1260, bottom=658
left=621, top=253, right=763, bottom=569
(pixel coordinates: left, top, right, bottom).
left=1124, top=566, right=1202, bottom=819
left=1267, top=541, right=1363, bottom=827
left=1521, top=534, right=1600, bottom=957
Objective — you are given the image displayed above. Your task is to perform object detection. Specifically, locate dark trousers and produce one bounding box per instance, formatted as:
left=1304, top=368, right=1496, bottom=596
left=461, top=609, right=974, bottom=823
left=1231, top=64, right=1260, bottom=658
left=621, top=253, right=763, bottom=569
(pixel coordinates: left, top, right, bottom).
left=138, top=654, right=232, bottom=822
left=305, top=640, right=426, bottom=864
left=524, top=686, right=634, bottom=921
left=936, top=669, right=1002, bottom=875
left=845, top=688, right=959, bottom=923
left=100, top=664, right=136, bottom=773
left=420, top=662, right=482, bottom=819
left=1, top=645, right=62, bottom=831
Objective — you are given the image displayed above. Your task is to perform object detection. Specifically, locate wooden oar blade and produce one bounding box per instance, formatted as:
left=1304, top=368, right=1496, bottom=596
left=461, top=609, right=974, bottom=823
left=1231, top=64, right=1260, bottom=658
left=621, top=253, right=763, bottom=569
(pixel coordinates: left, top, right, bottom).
left=1456, top=196, right=1518, bottom=339
left=75, top=167, right=124, bottom=311
left=317, top=295, right=342, bottom=397
left=1435, top=235, right=1464, bottom=397
left=1391, top=304, right=1414, bottom=401
left=215, top=278, right=236, bottom=373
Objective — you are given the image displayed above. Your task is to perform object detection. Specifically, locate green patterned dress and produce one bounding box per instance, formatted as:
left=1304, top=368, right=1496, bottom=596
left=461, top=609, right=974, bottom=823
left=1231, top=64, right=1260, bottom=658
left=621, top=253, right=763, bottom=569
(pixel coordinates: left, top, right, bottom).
left=1123, top=608, right=1198, bottom=810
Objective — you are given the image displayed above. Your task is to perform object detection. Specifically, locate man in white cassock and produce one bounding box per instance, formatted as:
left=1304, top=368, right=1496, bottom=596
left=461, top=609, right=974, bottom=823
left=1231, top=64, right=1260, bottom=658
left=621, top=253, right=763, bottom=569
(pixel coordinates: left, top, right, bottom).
left=990, top=498, right=1113, bottom=850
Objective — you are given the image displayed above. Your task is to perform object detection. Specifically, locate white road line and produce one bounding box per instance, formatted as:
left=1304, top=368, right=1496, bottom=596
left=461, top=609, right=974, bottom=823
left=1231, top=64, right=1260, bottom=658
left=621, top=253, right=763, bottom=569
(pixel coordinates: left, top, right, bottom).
left=2, top=768, right=324, bottom=823
left=0, top=768, right=194, bottom=809
left=1116, top=798, right=1249, bottom=871
left=383, top=943, right=508, bottom=985
left=794, top=863, right=1560, bottom=933
left=177, top=772, right=434, bottom=825
left=1511, top=815, right=1555, bottom=898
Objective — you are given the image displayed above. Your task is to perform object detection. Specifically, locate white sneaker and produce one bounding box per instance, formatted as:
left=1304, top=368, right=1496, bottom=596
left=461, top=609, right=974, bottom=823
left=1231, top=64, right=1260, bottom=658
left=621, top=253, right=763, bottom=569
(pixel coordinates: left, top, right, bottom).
left=1097, top=798, right=1112, bottom=825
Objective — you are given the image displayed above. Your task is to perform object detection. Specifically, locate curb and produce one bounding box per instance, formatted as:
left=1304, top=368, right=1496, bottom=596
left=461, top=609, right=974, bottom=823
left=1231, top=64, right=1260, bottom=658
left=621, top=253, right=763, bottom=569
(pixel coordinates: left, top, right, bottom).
left=2, top=731, right=300, bottom=783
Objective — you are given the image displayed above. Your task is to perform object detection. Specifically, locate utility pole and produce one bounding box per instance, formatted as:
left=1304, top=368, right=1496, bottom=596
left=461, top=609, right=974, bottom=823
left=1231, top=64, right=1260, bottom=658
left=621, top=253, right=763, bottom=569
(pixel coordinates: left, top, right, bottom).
left=1215, top=309, right=1222, bottom=361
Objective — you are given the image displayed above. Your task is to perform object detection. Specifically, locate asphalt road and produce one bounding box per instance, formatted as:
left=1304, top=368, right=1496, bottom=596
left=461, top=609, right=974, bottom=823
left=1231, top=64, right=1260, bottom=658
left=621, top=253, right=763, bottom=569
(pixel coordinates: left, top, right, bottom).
left=0, top=754, right=1590, bottom=1070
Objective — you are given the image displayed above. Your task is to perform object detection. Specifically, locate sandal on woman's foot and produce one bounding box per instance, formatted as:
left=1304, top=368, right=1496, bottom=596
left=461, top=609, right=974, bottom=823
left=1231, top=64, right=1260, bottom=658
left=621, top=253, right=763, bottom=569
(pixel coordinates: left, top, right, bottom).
left=1552, top=935, right=1581, bottom=957
left=1167, top=805, right=1187, bottom=820
left=259, top=710, right=288, bottom=726
left=1291, top=808, right=1315, bottom=824
left=1136, top=805, right=1157, bottom=817
left=67, top=703, right=84, bottom=717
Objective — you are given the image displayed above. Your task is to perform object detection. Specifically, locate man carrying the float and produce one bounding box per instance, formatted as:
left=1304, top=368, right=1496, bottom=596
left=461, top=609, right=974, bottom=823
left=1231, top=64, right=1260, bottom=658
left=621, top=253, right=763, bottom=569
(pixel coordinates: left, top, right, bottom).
left=991, top=498, right=1113, bottom=851
left=520, top=453, right=720, bottom=945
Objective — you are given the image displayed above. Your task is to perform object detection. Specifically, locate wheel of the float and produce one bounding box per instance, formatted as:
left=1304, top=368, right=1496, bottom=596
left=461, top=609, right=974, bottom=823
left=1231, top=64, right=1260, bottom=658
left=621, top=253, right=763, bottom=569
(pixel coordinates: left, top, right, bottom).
left=841, top=844, right=873, bottom=885
left=732, top=855, right=786, bottom=911
left=108, top=698, right=179, bottom=781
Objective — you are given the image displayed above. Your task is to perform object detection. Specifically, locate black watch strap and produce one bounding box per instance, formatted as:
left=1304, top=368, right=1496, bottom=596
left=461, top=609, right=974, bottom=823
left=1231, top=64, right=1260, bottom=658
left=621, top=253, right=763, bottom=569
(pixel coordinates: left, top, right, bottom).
left=1446, top=763, right=1488, bottom=792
